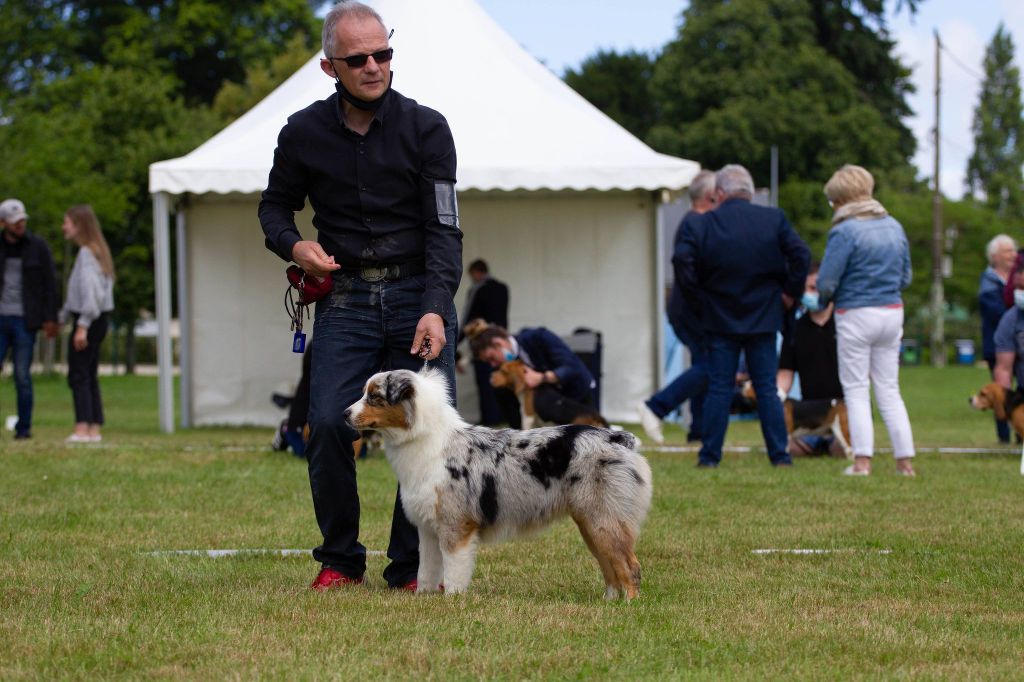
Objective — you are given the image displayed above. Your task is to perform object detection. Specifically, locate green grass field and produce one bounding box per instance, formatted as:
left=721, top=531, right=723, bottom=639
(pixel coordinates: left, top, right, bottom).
left=2, top=366, right=1024, bottom=679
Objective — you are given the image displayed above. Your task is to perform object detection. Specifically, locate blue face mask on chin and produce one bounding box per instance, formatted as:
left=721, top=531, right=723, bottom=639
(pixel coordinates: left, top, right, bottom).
left=1014, top=289, right=1024, bottom=311
left=503, top=349, right=517, bottom=362
left=801, top=291, right=821, bottom=312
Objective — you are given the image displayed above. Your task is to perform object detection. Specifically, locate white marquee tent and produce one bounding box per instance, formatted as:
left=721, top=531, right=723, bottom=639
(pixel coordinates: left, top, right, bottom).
left=148, top=0, right=699, bottom=431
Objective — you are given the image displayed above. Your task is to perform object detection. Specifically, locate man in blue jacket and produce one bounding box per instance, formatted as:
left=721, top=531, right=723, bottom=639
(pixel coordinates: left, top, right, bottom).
left=674, top=165, right=810, bottom=467
left=978, top=234, right=1016, bottom=443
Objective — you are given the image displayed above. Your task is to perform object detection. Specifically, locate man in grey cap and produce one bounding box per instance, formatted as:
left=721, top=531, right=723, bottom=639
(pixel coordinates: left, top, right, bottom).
left=0, top=198, right=59, bottom=439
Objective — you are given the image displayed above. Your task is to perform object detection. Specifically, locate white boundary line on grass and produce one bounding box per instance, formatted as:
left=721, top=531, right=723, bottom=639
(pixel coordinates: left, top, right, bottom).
left=752, top=548, right=892, bottom=555
left=145, top=549, right=387, bottom=558
left=646, top=445, right=1018, bottom=455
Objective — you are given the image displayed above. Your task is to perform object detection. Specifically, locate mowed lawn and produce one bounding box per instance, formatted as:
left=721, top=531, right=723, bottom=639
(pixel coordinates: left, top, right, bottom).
left=2, top=366, right=1023, bottom=679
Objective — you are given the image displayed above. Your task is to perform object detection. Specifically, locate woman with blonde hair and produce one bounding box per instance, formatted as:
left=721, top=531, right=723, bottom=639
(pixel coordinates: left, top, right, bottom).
left=817, top=165, right=915, bottom=476
left=60, top=204, right=115, bottom=443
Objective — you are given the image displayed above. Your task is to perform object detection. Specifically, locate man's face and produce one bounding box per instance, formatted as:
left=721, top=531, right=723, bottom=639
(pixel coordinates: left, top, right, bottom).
left=469, top=268, right=486, bottom=284
left=995, top=241, right=1017, bottom=272
left=321, top=16, right=391, bottom=102
left=479, top=340, right=509, bottom=368
left=3, top=218, right=26, bottom=240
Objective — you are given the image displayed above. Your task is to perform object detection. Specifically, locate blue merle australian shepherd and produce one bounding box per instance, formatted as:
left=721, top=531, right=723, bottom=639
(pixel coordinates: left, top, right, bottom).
left=344, top=367, right=653, bottom=599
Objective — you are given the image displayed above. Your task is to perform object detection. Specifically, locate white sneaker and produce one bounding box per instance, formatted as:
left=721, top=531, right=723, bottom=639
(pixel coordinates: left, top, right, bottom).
left=64, top=434, right=93, bottom=444
left=636, top=402, right=664, bottom=445
left=842, top=465, right=869, bottom=476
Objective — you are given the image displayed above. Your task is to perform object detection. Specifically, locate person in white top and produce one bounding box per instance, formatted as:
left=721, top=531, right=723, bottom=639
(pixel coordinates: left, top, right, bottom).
left=60, top=205, right=115, bottom=443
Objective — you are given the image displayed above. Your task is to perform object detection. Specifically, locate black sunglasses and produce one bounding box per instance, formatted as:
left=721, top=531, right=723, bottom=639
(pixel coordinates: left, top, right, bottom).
left=329, top=47, right=394, bottom=69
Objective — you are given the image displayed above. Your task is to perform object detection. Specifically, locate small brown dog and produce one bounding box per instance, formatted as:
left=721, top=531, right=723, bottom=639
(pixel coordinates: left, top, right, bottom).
left=490, top=360, right=607, bottom=430
left=970, top=383, right=1024, bottom=439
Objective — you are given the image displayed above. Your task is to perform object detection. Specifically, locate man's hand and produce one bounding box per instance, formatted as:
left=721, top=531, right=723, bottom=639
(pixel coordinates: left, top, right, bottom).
left=291, top=240, right=340, bottom=279
left=522, top=367, right=546, bottom=389
left=411, top=313, right=446, bottom=361
left=73, top=326, right=88, bottom=351
left=781, top=293, right=795, bottom=310
left=41, top=321, right=59, bottom=339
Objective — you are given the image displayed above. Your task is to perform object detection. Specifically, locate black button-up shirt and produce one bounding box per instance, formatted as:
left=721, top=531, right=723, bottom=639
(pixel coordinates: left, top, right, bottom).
left=259, top=88, right=462, bottom=322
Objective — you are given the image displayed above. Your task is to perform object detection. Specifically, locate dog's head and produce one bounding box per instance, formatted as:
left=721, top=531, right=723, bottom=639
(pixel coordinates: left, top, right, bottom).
left=490, top=360, right=527, bottom=392
left=970, top=382, right=1007, bottom=420
left=344, top=368, right=451, bottom=441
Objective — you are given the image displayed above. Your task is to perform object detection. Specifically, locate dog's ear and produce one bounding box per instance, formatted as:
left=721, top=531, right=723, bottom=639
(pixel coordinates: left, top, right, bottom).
left=385, top=371, right=416, bottom=405
left=988, top=384, right=1007, bottom=420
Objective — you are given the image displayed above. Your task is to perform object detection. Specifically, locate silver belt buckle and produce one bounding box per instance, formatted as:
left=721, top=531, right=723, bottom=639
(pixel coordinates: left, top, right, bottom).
left=360, top=266, right=387, bottom=282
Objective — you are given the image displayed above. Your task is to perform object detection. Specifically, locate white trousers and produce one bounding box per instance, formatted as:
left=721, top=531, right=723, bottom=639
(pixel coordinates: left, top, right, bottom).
left=835, top=306, right=916, bottom=459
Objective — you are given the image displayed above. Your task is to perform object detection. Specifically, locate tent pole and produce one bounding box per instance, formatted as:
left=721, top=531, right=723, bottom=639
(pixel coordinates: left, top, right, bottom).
left=175, top=205, right=192, bottom=428
left=153, top=191, right=175, bottom=433
left=653, top=190, right=667, bottom=391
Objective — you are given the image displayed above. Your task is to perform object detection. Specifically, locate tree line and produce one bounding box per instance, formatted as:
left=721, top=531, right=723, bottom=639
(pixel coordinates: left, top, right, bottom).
left=564, top=0, right=1024, bottom=349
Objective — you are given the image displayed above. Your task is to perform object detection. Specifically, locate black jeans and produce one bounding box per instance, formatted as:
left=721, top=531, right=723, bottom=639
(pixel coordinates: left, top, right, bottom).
left=307, top=273, right=456, bottom=586
left=67, top=313, right=108, bottom=424
left=986, top=357, right=1011, bottom=443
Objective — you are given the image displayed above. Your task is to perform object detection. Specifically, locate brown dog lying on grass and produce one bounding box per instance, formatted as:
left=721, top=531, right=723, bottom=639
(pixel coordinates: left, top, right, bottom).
left=490, top=360, right=607, bottom=430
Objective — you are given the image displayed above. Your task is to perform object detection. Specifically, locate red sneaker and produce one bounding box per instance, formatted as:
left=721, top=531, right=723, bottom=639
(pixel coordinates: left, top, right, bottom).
left=310, top=567, right=363, bottom=591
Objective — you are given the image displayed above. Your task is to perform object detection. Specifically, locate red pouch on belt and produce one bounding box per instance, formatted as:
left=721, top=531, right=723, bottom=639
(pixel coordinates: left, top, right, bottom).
left=286, top=265, right=333, bottom=304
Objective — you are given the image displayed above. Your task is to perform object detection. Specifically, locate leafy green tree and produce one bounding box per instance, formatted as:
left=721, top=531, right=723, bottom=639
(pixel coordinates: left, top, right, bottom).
left=807, top=1, right=920, bottom=161
left=966, top=23, right=1024, bottom=218
left=213, top=33, right=319, bottom=121
left=648, top=0, right=907, bottom=196
left=563, top=49, right=658, bottom=141
left=0, top=1, right=320, bottom=107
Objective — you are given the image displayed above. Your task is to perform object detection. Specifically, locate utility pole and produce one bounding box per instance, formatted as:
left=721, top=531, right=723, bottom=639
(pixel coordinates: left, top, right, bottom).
left=930, top=30, right=945, bottom=367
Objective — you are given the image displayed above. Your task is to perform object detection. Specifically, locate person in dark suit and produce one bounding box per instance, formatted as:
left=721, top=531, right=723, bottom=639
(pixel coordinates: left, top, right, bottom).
left=469, top=323, right=596, bottom=426
left=637, top=169, right=717, bottom=445
left=458, top=259, right=510, bottom=425
left=674, top=164, right=810, bottom=467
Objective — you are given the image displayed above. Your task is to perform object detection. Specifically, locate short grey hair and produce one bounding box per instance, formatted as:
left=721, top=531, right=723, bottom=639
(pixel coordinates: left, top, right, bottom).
left=715, top=164, right=755, bottom=198
left=688, top=170, right=717, bottom=203
left=986, top=234, right=1017, bottom=264
left=322, top=1, right=387, bottom=57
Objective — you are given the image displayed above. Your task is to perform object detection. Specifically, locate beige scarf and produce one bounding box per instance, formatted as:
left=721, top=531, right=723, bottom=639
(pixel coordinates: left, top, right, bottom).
left=831, top=198, right=888, bottom=225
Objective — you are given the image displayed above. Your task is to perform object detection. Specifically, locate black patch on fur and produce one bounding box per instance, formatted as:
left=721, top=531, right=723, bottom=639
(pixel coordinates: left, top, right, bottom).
left=479, top=474, right=499, bottom=526
left=517, top=440, right=529, bottom=449
left=567, top=474, right=581, bottom=485
left=385, top=372, right=415, bottom=405
left=446, top=464, right=463, bottom=481
left=527, top=425, right=595, bottom=488
left=597, top=458, right=620, bottom=467
left=629, top=468, right=644, bottom=485
left=608, top=432, right=629, bottom=446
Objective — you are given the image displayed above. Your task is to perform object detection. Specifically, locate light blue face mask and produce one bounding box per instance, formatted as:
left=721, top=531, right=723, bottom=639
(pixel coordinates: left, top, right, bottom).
left=801, top=291, right=821, bottom=312
left=1015, top=289, right=1024, bottom=311
left=503, top=349, right=517, bottom=362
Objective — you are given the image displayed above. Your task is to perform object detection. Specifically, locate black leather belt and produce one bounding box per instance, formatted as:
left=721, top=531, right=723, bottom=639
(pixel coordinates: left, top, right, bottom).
left=339, top=260, right=426, bottom=282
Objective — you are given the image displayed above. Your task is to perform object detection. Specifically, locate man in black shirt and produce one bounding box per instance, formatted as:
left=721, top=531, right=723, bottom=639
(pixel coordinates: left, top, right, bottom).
left=259, top=1, right=462, bottom=592
left=457, top=259, right=509, bottom=425
left=776, top=264, right=845, bottom=456
left=0, top=198, right=59, bottom=440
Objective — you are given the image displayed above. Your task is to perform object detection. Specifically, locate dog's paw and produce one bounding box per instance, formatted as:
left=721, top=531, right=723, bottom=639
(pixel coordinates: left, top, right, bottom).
left=416, top=582, right=443, bottom=595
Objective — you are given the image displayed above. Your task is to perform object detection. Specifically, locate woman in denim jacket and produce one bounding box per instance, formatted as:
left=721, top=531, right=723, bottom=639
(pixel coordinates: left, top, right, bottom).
left=817, top=165, right=915, bottom=476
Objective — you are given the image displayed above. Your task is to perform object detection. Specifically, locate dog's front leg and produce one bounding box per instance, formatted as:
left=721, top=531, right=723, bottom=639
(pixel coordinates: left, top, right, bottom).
left=416, top=527, right=444, bottom=594
left=439, top=528, right=480, bottom=595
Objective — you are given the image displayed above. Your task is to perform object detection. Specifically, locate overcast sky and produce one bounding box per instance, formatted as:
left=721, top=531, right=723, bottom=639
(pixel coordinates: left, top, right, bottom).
left=475, top=0, right=1024, bottom=197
